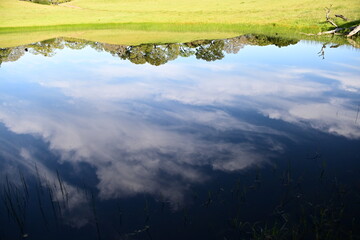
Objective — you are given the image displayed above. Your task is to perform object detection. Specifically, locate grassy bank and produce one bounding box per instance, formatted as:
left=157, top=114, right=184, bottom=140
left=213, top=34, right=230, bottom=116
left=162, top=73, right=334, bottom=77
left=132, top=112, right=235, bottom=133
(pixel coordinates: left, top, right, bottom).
left=0, top=0, right=359, bottom=30
left=1, top=22, right=359, bottom=48
left=0, top=0, right=359, bottom=48
left=0, top=22, right=306, bottom=47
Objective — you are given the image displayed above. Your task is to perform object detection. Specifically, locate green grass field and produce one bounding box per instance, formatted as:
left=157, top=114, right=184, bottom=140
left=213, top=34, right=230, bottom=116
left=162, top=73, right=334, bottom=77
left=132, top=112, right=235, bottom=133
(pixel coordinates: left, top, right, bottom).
left=0, top=0, right=359, bottom=47
left=1, top=0, right=359, bottom=28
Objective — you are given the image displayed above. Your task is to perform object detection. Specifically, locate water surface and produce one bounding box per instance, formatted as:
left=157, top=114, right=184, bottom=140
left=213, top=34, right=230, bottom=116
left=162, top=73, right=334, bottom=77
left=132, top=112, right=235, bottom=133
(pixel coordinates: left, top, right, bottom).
left=0, top=36, right=359, bottom=239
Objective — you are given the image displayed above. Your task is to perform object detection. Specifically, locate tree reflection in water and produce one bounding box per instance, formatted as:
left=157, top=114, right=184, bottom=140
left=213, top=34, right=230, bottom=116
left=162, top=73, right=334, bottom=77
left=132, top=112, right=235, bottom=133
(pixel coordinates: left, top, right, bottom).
left=0, top=34, right=299, bottom=67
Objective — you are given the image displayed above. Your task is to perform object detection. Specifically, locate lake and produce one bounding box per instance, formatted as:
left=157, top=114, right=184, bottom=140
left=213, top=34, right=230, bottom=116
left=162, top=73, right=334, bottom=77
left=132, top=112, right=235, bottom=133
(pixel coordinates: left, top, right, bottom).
left=1, top=35, right=360, bottom=240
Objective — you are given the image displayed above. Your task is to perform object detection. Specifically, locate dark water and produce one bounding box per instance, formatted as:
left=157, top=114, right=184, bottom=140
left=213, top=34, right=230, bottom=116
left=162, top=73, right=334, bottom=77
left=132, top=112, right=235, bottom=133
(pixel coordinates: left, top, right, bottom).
left=0, top=35, right=360, bottom=240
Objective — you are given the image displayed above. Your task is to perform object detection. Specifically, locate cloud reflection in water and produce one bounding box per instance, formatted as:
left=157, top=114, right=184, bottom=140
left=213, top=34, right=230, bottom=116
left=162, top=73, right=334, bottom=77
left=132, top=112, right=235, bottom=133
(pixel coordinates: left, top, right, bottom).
left=0, top=41, right=359, bottom=206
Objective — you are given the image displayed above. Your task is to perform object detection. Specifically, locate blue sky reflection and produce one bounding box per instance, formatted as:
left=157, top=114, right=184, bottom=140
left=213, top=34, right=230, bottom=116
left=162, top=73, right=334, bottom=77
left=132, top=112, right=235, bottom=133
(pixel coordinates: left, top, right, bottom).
left=0, top=41, right=359, bottom=205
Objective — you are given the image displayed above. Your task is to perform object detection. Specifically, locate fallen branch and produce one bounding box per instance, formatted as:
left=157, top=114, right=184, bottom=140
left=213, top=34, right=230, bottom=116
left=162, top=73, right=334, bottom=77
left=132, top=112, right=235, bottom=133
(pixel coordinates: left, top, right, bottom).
left=335, top=14, right=348, bottom=21
left=305, top=6, right=359, bottom=39
left=301, top=28, right=345, bottom=36
left=347, top=25, right=360, bottom=37
left=317, top=28, right=344, bottom=35
left=325, top=6, right=338, bottom=27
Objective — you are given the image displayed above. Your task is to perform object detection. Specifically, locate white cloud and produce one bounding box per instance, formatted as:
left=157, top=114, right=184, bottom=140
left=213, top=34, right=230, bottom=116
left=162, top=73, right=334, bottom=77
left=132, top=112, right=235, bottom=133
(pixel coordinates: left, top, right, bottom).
left=1, top=45, right=359, bottom=208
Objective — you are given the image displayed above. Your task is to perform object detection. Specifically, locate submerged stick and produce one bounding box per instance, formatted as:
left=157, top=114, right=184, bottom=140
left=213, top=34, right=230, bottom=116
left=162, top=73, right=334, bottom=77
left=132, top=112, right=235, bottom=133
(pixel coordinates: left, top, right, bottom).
left=347, top=38, right=360, bottom=48
left=34, top=163, right=44, bottom=195
left=3, top=177, right=26, bottom=236
left=35, top=179, right=49, bottom=230
left=18, top=170, right=29, bottom=200
left=46, top=182, right=59, bottom=227
left=91, top=192, right=102, bottom=240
